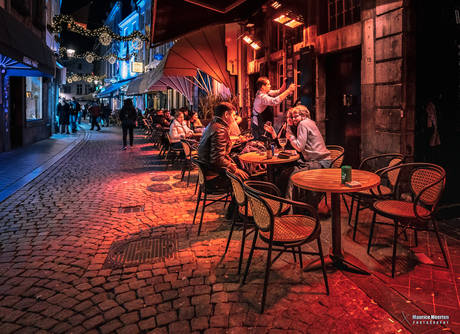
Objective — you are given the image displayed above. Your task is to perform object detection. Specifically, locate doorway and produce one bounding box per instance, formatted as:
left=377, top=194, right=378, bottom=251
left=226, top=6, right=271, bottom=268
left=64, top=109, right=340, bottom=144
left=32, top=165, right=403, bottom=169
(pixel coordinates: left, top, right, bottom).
left=325, top=48, right=361, bottom=168
left=9, top=76, right=24, bottom=148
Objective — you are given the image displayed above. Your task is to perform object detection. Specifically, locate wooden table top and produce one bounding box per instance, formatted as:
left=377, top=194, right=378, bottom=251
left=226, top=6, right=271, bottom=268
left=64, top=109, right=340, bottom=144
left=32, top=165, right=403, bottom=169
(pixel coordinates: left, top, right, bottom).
left=291, top=169, right=380, bottom=194
left=239, top=151, right=300, bottom=165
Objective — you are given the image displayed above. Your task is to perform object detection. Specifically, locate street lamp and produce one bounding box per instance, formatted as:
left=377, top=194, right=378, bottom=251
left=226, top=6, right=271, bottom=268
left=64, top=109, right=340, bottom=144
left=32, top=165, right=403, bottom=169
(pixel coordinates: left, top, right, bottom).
left=66, top=48, right=75, bottom=58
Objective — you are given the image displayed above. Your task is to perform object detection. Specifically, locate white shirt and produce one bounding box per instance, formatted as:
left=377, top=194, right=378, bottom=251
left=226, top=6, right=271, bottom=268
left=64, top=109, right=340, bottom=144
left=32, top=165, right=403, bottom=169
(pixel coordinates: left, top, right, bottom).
left=252, top=89, right=281, bottom=126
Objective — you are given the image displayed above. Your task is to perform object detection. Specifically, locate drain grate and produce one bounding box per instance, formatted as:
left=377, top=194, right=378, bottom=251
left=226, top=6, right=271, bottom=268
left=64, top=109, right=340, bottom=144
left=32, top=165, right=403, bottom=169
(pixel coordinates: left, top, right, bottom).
left=105, top=234, right=177, bottom=268
left=118, top=205, right=144, bottom=214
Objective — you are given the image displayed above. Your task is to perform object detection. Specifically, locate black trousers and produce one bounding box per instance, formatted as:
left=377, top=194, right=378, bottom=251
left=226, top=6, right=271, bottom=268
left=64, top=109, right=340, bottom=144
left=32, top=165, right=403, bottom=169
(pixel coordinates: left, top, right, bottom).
left=91, top=116, right=100, bottom=130
left=122, top=125, right=134, bottom=147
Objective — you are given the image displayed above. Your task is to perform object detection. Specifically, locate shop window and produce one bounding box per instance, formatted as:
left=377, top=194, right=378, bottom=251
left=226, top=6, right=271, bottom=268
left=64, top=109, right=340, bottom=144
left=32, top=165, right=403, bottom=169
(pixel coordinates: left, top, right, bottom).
left=295, top=55, right=301, bottom=101
left=328, top=0, right=360, bottom=32
left=25, top=77, right=42, bottom=121
left=271, top=21, right=284, bottom=53
left=77, top=84, right=82, bottom=95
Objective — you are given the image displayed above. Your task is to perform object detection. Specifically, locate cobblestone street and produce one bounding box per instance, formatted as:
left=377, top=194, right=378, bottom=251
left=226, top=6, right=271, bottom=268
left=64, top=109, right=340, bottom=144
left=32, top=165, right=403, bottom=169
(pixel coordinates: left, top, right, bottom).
left=0, top=124, right=450, bottom=333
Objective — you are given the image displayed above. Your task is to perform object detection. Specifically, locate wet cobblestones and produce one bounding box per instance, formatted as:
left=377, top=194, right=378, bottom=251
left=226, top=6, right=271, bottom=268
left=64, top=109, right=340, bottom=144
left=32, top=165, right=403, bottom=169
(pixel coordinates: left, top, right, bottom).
left=0, top=127, right=410, bottom=333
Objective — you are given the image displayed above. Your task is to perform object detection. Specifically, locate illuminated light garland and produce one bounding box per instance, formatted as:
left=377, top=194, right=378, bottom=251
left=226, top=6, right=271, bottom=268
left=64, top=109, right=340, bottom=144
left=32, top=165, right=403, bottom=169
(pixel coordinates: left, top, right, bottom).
left=130, top=37, right=143, bottom=50
left=85, top=54, right=94, bottom=63
left=52, top=15, right=149, bottom=42
left=59, top=47, right=138, bottom=63
left=65, top=74, right=107, bottom=83
left=99, top=32, right=112, bottom=46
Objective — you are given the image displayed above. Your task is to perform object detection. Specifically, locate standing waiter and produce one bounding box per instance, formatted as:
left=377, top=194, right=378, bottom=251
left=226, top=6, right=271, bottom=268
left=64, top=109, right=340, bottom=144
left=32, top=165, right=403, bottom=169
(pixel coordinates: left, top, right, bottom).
left=251, top=77, right=296, bottom=140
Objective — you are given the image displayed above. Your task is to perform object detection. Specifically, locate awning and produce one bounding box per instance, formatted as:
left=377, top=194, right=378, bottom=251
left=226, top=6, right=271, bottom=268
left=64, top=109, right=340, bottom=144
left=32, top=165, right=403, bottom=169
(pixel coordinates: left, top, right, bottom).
left=97, top=79, right=133, bottom=98
left=126, top=72, right=150, bottom=96
left=0, top=7, right=55, bottom=77
left=150, top=0, right=268, bottom=47
left=147, top=25, right=235, bottom=94
left=149, top=75, right=194, bottom=103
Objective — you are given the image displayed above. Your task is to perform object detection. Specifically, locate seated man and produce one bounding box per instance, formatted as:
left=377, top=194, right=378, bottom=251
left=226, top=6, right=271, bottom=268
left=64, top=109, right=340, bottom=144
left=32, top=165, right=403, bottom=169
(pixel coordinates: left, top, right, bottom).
left=198, top=102, right=248, bottom=190
left=152, top=109, right=170, bottom=128
left=281, top=105, right=332, bottom=208
left=197, top=103, right=248, bottom=218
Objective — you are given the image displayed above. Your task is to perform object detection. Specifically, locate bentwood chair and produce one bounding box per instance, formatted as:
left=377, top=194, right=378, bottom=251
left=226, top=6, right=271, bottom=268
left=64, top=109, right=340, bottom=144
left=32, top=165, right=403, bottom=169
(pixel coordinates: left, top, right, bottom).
left=242, top=181, right=329, bottom=313
left=191, top=157, right=232, bottom=236
left=323, top=145, right=345, bottom=209
left=367, top=163, right=448, bottom=277
left=165, top=133, right=183, bottom=171
left=326, top=145, right=345, bottom=169
left=180, top=139, right=197, bottom=187
left=348, top=153, right=405, bottom=241
left=224, top=173, right=290, bottom=274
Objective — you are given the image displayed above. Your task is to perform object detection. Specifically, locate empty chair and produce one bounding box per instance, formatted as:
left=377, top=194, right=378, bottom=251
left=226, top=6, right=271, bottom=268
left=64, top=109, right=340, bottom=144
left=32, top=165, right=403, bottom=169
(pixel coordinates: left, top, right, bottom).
left=224, top=173, right=290, bottom=274
left=242, top=180, right=329, bottom=313
left=368, top=163, right=448, bottom=278
left=180, top=139, right=197, bottom=187
left=348, top=153, right=405, bottom=241
left=191, top=157, right=232, bottom=236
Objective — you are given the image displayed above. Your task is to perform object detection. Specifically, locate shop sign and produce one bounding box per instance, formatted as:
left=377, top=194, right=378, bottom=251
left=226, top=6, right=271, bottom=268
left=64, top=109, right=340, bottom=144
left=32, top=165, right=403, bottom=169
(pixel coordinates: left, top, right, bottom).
left=23, top=56, right=38, bottom=68
left=131, top=62, right=143, bottom=73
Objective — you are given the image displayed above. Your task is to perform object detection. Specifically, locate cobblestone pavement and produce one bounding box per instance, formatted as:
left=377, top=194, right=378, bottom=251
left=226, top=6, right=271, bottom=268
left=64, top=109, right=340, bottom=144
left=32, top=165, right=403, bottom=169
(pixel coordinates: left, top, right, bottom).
left=0, top=125, right=417, bottom=333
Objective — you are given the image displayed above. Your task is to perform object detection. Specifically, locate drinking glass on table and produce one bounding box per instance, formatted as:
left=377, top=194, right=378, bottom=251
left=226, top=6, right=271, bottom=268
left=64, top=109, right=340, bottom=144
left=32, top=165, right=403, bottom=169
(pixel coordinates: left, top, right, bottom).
left=278, top=137, right=287, bottom=151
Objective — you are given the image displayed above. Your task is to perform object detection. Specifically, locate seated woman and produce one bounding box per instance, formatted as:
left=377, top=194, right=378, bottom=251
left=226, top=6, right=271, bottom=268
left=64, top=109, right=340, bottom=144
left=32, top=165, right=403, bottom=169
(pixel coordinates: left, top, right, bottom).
left=229, top=109, right=242, bottom=136
left=169, top=111, right=194, bottom=149
left=187, top=111, right=203, bottom=131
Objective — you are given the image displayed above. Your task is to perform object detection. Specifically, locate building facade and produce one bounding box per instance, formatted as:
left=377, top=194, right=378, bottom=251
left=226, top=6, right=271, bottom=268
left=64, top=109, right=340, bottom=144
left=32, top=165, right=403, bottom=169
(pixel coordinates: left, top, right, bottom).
left=0, top=0, right=62, bottom=153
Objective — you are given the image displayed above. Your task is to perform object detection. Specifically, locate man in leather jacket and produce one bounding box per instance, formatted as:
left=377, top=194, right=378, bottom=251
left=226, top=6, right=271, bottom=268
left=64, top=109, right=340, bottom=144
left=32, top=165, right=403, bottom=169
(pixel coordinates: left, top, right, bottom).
left=198, top=103, right=248, bottom=191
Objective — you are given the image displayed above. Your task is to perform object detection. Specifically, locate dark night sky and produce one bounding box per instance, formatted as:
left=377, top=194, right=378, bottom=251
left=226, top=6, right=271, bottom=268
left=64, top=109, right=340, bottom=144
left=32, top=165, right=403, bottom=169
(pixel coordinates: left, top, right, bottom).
left=60, top=0, right=115, bottom=52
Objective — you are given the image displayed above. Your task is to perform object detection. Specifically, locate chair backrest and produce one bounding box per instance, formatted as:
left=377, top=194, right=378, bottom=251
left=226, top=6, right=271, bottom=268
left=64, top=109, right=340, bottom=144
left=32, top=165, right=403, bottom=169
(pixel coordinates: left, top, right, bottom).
left=191, top=157, right=206, bottom=188
left=410, top=164, right=445, bottom=207
left=244, top=180, right=284, bottom=217
left=326, top=145, right=345, bottom=168
left=181, top=139, right=192, bottom=157
left=166, top=132, right=172, bottom=144
left=243, top=184, right=274, bottom=233
left=226, top=171, right=246, bottom=207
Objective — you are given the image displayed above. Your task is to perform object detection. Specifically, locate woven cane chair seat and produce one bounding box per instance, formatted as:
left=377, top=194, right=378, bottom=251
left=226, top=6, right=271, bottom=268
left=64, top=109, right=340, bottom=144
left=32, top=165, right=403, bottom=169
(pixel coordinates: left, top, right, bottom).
left=373, top=200, right=431, bottom=220
left=239, top=198, right=290, bottom=217
left=259, top=215, right=317, bottom=244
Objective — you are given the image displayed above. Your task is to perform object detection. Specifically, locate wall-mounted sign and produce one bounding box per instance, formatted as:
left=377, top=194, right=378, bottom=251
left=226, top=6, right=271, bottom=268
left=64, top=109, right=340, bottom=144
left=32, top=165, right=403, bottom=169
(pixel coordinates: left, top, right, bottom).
left=131, top=62, right=143, bottom=73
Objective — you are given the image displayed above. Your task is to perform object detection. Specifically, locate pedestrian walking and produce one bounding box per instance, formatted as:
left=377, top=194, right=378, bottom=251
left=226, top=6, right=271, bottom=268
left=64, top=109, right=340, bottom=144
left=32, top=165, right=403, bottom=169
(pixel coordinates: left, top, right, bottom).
left=89, top=100, right=101, bottom=131
left=104, top=103, right=111, bottom=127
left=119, top=98, right=137, bottom=150
left=69, top=97, right=79, bottom=133
left=58, top=98, right=70, bottom=134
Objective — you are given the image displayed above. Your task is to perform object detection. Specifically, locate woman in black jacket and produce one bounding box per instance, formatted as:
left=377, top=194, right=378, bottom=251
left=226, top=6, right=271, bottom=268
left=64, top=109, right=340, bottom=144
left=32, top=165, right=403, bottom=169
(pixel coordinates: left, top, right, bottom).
left=119, top=98, right=137, bottom=150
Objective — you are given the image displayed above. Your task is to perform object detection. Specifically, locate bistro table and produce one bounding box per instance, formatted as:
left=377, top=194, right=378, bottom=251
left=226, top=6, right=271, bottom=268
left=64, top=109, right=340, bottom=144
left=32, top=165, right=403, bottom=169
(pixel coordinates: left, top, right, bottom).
left=239, top=151, right=299, bottom=183
left=291, top=169, right=380, bottom=274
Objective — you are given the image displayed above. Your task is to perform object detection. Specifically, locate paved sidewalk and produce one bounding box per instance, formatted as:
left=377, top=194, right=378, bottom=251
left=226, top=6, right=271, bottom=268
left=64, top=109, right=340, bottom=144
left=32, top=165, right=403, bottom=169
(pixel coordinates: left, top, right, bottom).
left=0, top=125, right=455, bottom=333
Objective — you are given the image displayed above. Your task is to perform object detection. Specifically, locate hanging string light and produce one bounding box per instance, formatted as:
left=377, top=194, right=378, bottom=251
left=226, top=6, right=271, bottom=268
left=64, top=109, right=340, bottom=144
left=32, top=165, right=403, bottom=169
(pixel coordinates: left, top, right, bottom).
left=99, top=32, right=112, bottom=46
left=85, top=54, right=95, bottom=63
left=52, top=15, right=149, bottom=43
left=59, top=47, right=138, bottom=63
left=130, top=37, right=143, bottom=50
left=66, top=74, right=107, bottom=83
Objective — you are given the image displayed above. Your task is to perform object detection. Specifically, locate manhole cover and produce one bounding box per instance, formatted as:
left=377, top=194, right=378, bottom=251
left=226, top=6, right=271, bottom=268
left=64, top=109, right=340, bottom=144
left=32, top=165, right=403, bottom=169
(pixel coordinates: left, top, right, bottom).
left=118, top=205, right=144, bottom=214
left=105, top=234, right=177, bottom=268
left=147, top=184, right=172, bottom=192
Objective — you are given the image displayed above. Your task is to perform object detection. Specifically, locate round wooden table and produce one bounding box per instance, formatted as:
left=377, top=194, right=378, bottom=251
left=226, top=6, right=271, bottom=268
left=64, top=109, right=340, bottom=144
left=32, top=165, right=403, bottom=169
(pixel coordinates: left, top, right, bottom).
left=239, top=151, right=299, bottom=183
left=291, top=169, right=380, bottom=274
